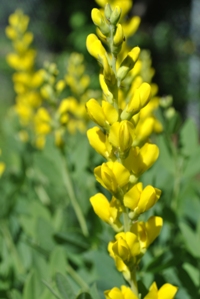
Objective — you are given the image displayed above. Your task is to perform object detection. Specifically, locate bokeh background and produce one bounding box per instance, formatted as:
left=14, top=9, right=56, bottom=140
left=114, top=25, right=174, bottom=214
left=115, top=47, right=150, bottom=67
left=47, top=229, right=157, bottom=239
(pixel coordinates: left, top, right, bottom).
left=0, top=0, right=199, bottom=124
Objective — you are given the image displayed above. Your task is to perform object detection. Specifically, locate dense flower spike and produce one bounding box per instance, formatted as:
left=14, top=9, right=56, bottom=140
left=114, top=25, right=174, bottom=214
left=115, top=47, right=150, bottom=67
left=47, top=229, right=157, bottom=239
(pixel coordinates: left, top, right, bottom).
left=87, top=2, right=177, bottom=299
left=6, top=13, right=94, bottom=148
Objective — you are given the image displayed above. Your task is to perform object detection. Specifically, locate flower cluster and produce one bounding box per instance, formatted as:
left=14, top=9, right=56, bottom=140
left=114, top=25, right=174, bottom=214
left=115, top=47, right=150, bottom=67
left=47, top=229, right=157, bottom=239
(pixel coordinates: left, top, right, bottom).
left=86, top=2, right=177, bottom=299
left=6, top=10, right=93, bottom=149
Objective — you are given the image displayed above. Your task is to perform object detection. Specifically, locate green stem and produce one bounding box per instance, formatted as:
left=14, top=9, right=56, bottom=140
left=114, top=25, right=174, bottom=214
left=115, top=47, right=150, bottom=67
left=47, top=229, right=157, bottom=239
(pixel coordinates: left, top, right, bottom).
left=130, top=271, right=139, bottom=298
left=60, top=151, right=89, bottom=237
left=66, top=264, right=89, bottom=291
left=123, top=209, right=130, bottom=232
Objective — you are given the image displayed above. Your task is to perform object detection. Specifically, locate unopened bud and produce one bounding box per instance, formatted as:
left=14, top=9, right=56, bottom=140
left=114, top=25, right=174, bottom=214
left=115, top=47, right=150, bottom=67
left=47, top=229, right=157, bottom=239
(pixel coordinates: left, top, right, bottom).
left=110, top=6, right=121, bottom=25
left=104, top=4, right=112, bottom=22
left=113, top=24, right=124, bottom=46
left=117, top=47, right=140, bottom=81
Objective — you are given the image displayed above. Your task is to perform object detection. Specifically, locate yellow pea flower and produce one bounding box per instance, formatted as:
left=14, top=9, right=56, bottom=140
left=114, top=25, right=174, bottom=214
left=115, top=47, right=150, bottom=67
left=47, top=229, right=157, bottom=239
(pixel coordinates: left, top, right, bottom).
left=130, top=216, right=163, bottom=255
left=108, top=120, right=135, bottom=153
left=94, top=161, right=130, bottom=194
left=144, top=282, right=178, bottom=299
left=121, top=83, right=151, bottom=120
left=91, top=8, right=105, bottom=27
left=113, top=24, right=124, bottom=46
left=99, top=73, right=114, bottom=103
left=95, top=0, right=132, bottom=19
left=123, top=143, right=159, bottom=177
left=108, top=231, right=140, bottom=279
left=90, top=193, right=123, bottom=230
left=124, top=182, right=161, bottom=216
left=105, top=285, right=138, bottom=299
left=122, top=16, right=141, bottom=38
left=134, top=117, right=155, bottom=144
left=86, top=34, right=106, bottom=61
left=34, top=107, right=51, bottom=135
left=87, top=127, right=113, bottom=159
left=117, top=47, right=140, bottom=81
left=86, top=98, right=118, bottom=128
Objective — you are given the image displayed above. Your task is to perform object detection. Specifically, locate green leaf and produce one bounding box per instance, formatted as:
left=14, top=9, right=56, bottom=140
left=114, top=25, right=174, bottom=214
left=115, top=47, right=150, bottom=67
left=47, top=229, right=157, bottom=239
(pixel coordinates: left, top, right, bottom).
left=157, top=135, right=175, bottom=174
left=182, top=148, right=200, bottom=178
left=180, top=118, right=199, bottom=157
left=183, top=263, right=200, bottom=287
left=36, top=217, right=55, bottom=251
left=89, top=284, right=101, bottom=299
left=56, top=272, right=76, bottom=299
left=179, top=222, right=200, bottom=258
left=49, top=246, right=67, bottom=276
left=9, top=290, right=22, bottom=299
left=23, top=270, right=42, bottom=299
left=43, top=280, right=61, bottom=299
left=76, top=292, right=92, bottom=299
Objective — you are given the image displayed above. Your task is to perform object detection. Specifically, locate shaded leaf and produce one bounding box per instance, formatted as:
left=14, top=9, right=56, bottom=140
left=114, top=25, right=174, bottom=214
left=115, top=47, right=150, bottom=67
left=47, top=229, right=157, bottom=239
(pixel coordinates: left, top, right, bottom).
left=56, top=272, right=76, bottom=299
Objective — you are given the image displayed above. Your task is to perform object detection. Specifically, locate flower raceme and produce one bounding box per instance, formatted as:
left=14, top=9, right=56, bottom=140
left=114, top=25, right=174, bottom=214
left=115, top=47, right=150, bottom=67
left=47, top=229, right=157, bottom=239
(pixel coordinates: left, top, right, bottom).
left=86, top=2, right=178, bottom=299
left=108, top=217, right=163, bottom=279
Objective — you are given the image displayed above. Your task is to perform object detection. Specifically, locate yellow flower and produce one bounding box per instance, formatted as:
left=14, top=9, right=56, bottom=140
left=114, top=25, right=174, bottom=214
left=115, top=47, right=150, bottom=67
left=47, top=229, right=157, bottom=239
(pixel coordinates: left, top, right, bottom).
left=86, top=34, right=106, bottom=61
left=144, top=282, right=178, bottom=299
left=95, top=0, right=132, bottom=19
left=121, top=83, right=151, bottom=120
left=130, top=216, right=163, bottom=254
left=123, top=182, right=161, bottom=216
left=109, top=120, right=135, bottom=153
left=94, top=161, right=130, bottom=194
left=87, top=127, right=113, bottom=159
left=90, top=193, right=123, bottom=230
left=105, top=285, right=138, bottom=299
left=34, top=108, right=51, bottom=135
left=86, top=98, right=118, bottom=128
left=108, top=217, right=163, bottom=279
left=123, top=143, right=159, bottom=177
left=117, top=47, right=140, bottom=81
left=122, top=16, right=141, bottom=38
left=108, top=231, right=140, bottom=279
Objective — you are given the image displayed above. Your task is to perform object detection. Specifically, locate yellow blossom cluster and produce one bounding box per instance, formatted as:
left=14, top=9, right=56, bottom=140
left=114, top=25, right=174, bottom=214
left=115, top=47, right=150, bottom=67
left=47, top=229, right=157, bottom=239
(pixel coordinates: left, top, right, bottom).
left=6, top=10, right=92, bottom=149
left=86, top=1, right=178, bottom=299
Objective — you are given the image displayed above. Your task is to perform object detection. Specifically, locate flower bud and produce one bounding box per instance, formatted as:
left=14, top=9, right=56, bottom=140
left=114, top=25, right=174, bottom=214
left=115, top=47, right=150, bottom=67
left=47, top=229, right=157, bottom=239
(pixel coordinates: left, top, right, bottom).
left=110, top=6, right=121, bottom=25
left=117, top=47, right=140, bottom=81
left=104, top=3, right=112, bottom=22
left=113, top=24, right=124, bottom=46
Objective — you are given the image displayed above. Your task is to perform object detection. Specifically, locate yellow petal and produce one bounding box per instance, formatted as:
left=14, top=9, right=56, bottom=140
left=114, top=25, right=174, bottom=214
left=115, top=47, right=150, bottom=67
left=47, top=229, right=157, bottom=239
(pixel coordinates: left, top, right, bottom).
left=158, top=283, right=178, bottom=299
left=146, top=216, right=163, bottom=247
left=102, top=100, right=118, bottom=124
left=90, top=193, right=110, bottom=222
left=123, top=182, right=143, bottom=210
left=87, top=127, right=111, bottom=158
left=86, top=98, right=105, bottom=127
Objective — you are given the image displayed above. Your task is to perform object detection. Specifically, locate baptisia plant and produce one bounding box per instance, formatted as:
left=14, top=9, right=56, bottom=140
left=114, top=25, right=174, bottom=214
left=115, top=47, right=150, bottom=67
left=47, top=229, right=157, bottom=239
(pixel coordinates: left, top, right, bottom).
left=86, top=3, right=178, bottom=299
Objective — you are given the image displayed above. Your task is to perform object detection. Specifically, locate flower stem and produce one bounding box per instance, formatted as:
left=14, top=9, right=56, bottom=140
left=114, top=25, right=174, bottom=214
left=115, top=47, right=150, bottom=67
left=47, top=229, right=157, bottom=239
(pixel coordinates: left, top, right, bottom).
left=130, top=271, right=139, bottom=298
left=60, top=150, right=89, bottom=237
